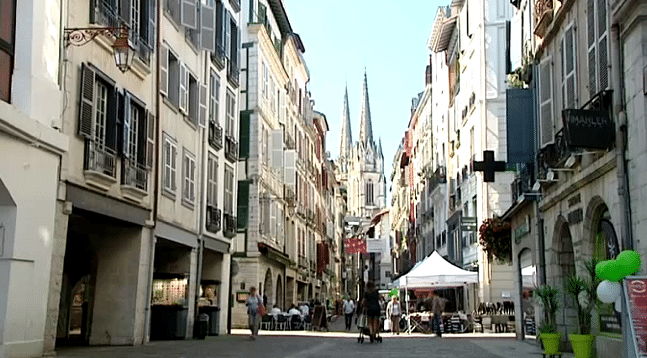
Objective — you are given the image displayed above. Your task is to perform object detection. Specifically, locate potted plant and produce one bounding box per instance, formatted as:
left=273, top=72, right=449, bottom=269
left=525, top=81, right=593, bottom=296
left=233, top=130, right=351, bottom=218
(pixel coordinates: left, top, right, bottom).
left=564, top=259, right=599, bottom=358
left=535, top=284, right=561, bottom=355
left=478, top=217, right=512, bottom=264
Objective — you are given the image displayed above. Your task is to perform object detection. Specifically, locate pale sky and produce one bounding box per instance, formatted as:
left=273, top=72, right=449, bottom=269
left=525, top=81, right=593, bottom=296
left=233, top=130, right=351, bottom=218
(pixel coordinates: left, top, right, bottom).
left=284, top=0, right=444, bottom=202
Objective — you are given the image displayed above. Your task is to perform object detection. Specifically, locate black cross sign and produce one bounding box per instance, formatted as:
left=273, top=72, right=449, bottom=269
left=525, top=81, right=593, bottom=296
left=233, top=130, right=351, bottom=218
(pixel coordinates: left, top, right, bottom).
left=472, top=150, right=506, bottom=182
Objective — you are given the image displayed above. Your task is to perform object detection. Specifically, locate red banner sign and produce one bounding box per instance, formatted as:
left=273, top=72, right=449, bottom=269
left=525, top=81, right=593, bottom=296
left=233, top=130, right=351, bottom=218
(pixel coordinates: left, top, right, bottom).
left=344, top=238, right=367, bottom=254
left=625, top=277, right=647, bottom=356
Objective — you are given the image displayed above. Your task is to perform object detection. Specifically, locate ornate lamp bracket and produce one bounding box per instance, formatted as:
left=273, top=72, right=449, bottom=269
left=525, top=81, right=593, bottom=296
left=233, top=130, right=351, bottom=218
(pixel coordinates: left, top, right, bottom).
left=64, top=26, right=124, bottom=47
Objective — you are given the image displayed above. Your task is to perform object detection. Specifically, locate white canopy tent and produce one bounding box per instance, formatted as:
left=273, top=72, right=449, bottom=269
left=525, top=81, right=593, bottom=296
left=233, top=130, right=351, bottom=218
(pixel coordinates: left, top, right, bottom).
left=397, top=251, right=478, bottom=288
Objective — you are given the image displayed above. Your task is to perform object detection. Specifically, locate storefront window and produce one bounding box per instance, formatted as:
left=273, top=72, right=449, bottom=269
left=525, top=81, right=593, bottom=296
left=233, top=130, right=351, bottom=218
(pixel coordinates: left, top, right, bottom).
left=594, top=208, right=621, bottom=334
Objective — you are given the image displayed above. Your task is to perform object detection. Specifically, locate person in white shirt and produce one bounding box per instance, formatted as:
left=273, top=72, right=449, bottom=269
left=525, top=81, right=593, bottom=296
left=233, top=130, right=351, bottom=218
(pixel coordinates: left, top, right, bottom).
left=299, top=302, right=310, bottom=317
left=342, top=297, right=355, bottom=331
left=270, top=305, right=281, bottom=315
left=288, top=305, right=302, bottom=317
left=386, top=296, right=402, bottom=335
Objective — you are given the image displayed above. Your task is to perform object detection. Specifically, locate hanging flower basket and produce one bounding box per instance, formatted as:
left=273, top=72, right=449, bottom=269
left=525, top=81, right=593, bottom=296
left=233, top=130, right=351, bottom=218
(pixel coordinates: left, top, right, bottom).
left=479, top=217, right=512, bottom=264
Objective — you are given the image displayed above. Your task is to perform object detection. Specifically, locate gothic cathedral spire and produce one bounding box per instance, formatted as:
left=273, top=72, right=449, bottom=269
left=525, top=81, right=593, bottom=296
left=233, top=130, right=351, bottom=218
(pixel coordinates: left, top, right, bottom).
left=339, top=84, right=352, bottom=160
left=359, top=70, right=374, bottom=148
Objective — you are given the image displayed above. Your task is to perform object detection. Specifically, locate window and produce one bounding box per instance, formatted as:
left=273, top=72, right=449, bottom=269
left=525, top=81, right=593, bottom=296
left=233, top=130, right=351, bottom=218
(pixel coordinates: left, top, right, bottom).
left=262, top=127, right=269, bottom=166
left=188, top=71, right=199, bottom=124
left=225, top=90, right=235, bottom=136
left=262, top=61, right=269, bottom=99
left=365, top=180, right=374, bottom=205
left=1, top=0, right=16, bottom=102
left=207, top=153, right=218, bottom=206
left=183, top=149, right=196, bottom=205
left=94, top=82, right=109, bottom=149
left=561, top=25, right=577, bottom=109
left=224, top=164, right=234, bottom=214
left=160, top=45, right=181, bottom=107
left=587, top=0, right=609, bottom=97
left=210, top=71, right=220, bottom=124
left=539, top=57, right=553, bottom=147
left=163, top=134, right=178, bottom=193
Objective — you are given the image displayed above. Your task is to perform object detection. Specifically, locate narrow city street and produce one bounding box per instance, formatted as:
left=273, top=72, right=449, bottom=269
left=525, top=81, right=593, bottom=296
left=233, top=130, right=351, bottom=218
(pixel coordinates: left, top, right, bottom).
left=55, top=333, right=553, bottom=358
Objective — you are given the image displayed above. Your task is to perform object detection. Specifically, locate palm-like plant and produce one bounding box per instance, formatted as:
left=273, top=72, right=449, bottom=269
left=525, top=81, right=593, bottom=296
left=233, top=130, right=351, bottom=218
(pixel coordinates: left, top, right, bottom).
left=535, top=284, right=560, bottom=334
left=564, top=258, right=600, bottom=335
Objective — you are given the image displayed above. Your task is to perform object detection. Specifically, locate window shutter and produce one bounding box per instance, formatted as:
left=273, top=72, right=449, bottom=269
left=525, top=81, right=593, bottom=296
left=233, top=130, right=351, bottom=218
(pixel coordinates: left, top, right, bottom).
left=238, top=111, right=250, bottom=158
left=179, top=63, right=187, bottom=112
left=137, top=108, right=148, bottom=166
left=164, top=139, right=171, bottom=189
left=237, top=180, right=250, bottom=229
left=271, top=129, right=283, bottom=169
left=199, top=83, right=208, bottom=127
left=224, top=10, right=231, bottom=58
left=147, top=0, right=156, bottom=49
left=200, top=1, right=215, bottom=52
left=270, top=201, right=276, bottom=238
left=230, top=23, right=238, bottom=64
left=122, top=91, right=132, bottom=158
left=587, top=0, right=597, bottom=97
left=105, top=88, right=118, bottom=151
left=258, top=2, right=266, bottom=24
left=598, top=35, right=608, bottom=91
left=539, top=59, right=553, bottom=147
left=263, top=197, right=270, bottom=234
left=190, top=158, right=195, bottom=200
left=565, top=27, right=576, bottom=109
left=120, top=0, right=131, bottom=26
left=146, top=112, right=155, bottom=168
left=216, top=0, right=224, bottom=48
left=181, top=0, right=197, bottom=29
left=284, top=149, right=296, bottom=186
left=160, top=46, right=168, bottom=95
left=78, top=64, right=95, bottom=138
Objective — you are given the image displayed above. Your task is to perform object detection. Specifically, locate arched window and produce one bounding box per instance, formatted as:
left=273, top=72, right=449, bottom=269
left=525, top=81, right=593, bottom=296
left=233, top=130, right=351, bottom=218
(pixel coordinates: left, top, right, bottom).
left=365, top=179, right=374, bottom=205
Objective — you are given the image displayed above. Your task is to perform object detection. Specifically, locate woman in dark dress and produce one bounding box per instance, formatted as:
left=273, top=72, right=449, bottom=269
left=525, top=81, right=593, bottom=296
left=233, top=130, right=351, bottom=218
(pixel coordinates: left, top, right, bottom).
left=362, top=281, right=381, bottom=342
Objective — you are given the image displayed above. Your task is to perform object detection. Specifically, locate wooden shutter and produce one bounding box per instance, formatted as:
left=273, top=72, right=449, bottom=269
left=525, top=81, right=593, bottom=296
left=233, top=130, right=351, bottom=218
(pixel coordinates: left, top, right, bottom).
left=199, top=83, right=208, bottom=127
left=160, top=46, right=168, bottom=95
left=105, top=88, right=118, bottom=151
left=181, top=0, right=197, bottom=29
left=284, top=149, right=296, bottom=186
left=137, top=108, right=148, bottom=166
left=237, top=180, right=250, bottom=229
left=263, top=197, right=270, bottom=234
left=258, top=2, right=266, bottom=25
left=122, top=91, right=132, bottom=159
left=179, top=63, right=187, bottom=112
left=146, top=112, right=155, bottom=168
left=270, top=200, right=276, bottom=238
left=587, top=0, right=596, bottom=97
left=78, top=64, right=95, bottom=138
left=201, top=1, right=215, bottom=52
left=238, top=110, right=250, bottom=158
left=224, top=10, right=231, bottom=58
left=597, top=0, right=608, bottom=92
left=271, top=129, right=283, bottom=169
left=230, top=22, right=237, bottom=64
left=539, top=58, right=553, bottom=147
left=562, top=26, right=576, bottom=109
left=216, top=0, right=223, bottom=48
left=147, top=0, right=156, bottom=48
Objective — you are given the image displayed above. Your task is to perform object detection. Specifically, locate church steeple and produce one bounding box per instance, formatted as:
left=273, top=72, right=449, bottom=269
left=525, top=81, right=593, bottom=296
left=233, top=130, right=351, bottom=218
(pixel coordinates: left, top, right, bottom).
left=359, top=70, right=374, bottom=148
left=339, top=84, right=352, bottom=160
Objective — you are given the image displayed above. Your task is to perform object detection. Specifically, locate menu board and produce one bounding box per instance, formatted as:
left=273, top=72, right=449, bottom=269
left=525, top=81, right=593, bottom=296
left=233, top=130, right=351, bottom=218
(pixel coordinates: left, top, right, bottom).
left=624, top=277, right=647, bottom=357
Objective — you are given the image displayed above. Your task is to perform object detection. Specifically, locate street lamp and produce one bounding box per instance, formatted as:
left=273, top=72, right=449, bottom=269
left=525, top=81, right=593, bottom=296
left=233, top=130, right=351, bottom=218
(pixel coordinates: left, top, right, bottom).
left=64, top=24, right=134, bottom=73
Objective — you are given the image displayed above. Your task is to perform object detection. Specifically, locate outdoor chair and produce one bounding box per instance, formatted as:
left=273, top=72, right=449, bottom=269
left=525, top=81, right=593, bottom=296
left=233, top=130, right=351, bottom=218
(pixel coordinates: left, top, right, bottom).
left=289, top=315, right=303, bottom=330
left=275, top=314, right=288, bottom=330
left=303, top=314, right=312, bottom=330
left=261, top=315, right=272, bottom=331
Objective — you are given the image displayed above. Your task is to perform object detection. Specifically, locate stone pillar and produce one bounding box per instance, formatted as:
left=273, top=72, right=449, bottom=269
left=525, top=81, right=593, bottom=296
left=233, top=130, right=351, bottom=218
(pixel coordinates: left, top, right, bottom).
left=219, top=253, right=231, bottom=335
left=42, top=201, right=71, bottom=354
left=185, top=247, right=199, bottom=339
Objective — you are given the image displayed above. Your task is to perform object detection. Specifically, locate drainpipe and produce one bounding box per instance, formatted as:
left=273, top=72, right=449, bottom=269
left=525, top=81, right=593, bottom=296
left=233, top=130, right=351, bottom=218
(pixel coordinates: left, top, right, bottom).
left=143, top=0, right=162, bottom=342
left=610, top=24, right=633, bottom=251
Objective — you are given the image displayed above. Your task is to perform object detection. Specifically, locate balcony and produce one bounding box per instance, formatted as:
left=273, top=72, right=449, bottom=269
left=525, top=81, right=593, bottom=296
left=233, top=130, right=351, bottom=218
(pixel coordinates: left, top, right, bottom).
left=211, top=43, right=226, bottom=69
left=284, top=185, right=296, bottom=206
left=227, top=60, right=239, bottom=88
left=121, top=160, right=148, bottom=201
left=208, top=122, right=223, bottom=150
left=536, top=129, right=572, bottom=180
left=285, top=134, right=296, bottom=150
left=223, top=213, right=237, bottom=238
left=428, top=166, right=447, bottom=193
left=224, top=135, right=238, bottom=162
left=206, top=205, right=222, bottom=233
left=511, top=162, right=536, bottom=203
left=298, top=255, right=308, bottom=268
left=533, top=0, right=554, bottom=38
left=84, top=140, right=117, bottom=190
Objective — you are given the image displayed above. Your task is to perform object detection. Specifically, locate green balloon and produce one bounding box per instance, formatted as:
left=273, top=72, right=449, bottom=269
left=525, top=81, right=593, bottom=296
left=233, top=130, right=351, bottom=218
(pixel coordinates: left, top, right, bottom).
left=606, top=260, right=625, bottom=282
left=617, top=250, right=642, bottom=276
left=596, top=260, right=612, bottom=281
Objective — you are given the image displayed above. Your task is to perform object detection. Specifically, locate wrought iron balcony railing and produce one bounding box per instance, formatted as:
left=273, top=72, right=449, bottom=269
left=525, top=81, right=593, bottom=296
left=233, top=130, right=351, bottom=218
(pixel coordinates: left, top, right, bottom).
left=209, top=122, right=223, bottom=150
left=224, top=135, right=238, bottom=162
left=206, top=205, right=222, bottom=233
left=122, top=159, right=148, bottom=191
left=284, top=185, right=296, bottom=205
left=428, top=165, right=447, bottom=193
left=285, top=134, right=296, bottom=150
left=211, top=42, right=226, bottom=69
left=511, top=162, right=535, bottom=203
left=84, top=140, right=116, bottom=178
left=227, top=60, right=239, bottom=87
left=533, top=0, right=554, bottom=38
left=223, top=213, right=237, bottom=238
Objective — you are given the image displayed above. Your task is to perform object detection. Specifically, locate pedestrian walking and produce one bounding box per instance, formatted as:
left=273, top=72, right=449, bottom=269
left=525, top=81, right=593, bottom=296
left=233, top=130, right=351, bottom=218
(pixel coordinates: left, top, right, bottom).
left=386, top=295, right=402, bottom=335
left=245, top=287, right=265, bottom=340
left=361, top=281, right=381, bottom=343
left=430, top=291, right=447, bottom=338
left=342, top=296, right=355, bottom=331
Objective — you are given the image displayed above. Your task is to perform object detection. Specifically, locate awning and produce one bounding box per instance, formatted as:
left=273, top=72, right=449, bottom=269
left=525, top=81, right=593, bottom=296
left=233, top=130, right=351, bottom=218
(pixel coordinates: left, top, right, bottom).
left=433, top=15, right=458, bottom=52
left=395, top=251, right=478, bottom=288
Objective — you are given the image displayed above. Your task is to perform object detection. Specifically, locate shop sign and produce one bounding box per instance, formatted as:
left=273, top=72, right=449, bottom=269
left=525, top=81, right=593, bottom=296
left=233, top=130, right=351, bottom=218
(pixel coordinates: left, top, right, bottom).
left=236, top=291, right=249, bottom=303
left=624, top=277, right=647, bottom=356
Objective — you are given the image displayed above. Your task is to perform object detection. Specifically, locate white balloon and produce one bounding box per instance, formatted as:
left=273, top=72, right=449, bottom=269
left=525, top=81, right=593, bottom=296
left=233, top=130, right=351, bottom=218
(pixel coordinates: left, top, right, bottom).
left=615, top=297, right=622, bottom=312
left=597, top=280, right=622, bottom=304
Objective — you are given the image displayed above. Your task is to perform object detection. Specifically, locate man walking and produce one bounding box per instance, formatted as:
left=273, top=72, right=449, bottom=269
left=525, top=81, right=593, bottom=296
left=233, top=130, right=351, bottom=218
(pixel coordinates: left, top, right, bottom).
left=431, top=291, right=447, bottom=337
left=342, top=296, right=355, bottom=331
